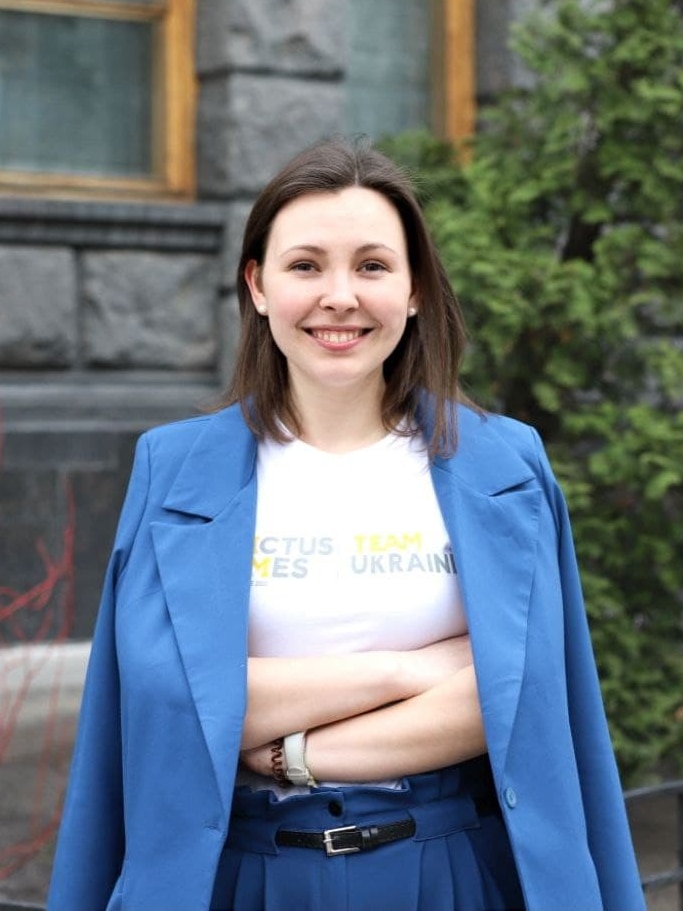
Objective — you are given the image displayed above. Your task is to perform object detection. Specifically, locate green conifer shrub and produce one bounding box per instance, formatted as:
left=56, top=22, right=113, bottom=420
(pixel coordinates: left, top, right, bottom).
left=382, top=0, right=683, bottom=783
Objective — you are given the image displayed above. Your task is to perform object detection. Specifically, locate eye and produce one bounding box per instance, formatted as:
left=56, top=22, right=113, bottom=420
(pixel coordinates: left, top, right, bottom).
left=289, top=261, right=318, bottom=273
left=359, top=260, right=388, bottom=274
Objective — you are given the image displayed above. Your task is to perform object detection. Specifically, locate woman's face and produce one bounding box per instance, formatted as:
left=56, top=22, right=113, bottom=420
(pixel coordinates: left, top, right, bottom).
left=245, top=186, right=417, bottom=402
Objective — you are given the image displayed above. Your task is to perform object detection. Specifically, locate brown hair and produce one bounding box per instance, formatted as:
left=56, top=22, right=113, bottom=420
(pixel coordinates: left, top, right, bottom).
left=223, top=136, right=470, bottom=457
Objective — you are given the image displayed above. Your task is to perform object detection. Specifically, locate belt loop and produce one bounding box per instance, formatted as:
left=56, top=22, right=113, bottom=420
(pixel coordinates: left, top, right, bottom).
left=360, top=825, right=379, bottom=850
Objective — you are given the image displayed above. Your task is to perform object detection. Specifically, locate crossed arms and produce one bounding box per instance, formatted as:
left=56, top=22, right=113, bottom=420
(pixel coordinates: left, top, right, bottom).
left=239, top=635, right=486, bottom=782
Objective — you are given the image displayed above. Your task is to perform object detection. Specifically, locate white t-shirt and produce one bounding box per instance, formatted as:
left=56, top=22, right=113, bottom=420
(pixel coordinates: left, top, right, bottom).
left=238, top=429, right=467, bottom=795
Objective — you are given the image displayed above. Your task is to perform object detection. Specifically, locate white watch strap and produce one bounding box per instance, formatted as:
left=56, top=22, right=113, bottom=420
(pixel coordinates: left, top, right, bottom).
left=283, top=731, right=317, bottom=787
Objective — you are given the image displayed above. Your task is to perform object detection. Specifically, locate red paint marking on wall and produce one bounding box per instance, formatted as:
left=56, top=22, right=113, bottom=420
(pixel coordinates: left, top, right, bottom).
left=0, top=406, right=78, bottom=882
left=0, top=486, right=76, bottom=640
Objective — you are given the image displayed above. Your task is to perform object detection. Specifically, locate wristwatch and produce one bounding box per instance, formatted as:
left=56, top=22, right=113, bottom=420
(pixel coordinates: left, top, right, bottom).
left=283, top=731, right=318, bottom=787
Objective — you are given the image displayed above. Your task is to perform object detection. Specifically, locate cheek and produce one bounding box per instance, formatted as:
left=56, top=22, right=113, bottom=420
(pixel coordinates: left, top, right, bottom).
left=265, top=288, right=311, bottom=334
left=380, top=296, right=412, bottom=334
left=263, top=303, right=304, bottom=358
left=267, top=305, right=299, bottom=340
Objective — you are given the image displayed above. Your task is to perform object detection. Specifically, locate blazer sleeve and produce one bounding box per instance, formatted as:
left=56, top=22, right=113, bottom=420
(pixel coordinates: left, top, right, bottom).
left=47, top=435, right=151, bottom=911
left=530, top=428, right=645, bottom=911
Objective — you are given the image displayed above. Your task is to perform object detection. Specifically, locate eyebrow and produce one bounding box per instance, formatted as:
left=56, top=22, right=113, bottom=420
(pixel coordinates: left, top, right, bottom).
left=278, top=242, right=399, bottom=258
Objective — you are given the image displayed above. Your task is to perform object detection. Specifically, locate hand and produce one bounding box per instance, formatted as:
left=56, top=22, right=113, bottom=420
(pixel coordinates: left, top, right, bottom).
left=240, top=742, right=274, bottom=777
left=399, top=635, right=473, bottom=697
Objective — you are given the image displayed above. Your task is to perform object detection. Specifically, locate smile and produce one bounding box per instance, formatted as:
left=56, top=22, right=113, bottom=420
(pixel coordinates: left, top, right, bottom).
left=307, top=329, right=369, bottom=344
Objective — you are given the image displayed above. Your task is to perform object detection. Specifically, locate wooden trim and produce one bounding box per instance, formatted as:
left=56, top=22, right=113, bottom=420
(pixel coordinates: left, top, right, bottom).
left=162, top=0, right=196, bottom=198
left=0, top=169, right=172, bottom=201
left=436, top=0, right=476, bottom=145
left=0, top=0, right=165, bottom=22
left=0, top=0, right=195, bottom=201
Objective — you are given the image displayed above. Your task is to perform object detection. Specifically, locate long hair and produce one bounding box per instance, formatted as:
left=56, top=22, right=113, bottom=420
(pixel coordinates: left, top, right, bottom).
left=223, top=136, right=470, bottom=457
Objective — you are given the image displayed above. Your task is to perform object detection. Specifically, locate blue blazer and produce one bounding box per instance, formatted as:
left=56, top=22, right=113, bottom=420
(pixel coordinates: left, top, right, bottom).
left=48, top=403, right=645, bottom=911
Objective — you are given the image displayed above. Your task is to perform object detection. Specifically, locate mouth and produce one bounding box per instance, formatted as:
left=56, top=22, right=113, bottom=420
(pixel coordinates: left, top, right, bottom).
left=306, top=328, right=371, bottom=344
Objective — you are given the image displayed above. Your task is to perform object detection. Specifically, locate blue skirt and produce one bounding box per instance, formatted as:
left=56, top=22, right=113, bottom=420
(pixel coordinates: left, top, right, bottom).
left=211, top=756, right=525, bottom=911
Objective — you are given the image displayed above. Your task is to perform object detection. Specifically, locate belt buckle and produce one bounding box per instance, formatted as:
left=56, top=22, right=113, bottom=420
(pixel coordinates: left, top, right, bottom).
left=323, top=825, right=361, bottom=856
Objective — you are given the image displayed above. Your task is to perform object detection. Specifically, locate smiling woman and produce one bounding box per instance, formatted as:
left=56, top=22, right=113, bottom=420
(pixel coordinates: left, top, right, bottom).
left=242, top=186, right=418, bottom=444
left=47, top=138, right=644, bottom=911
left=229, top=140, right=468, bottom=459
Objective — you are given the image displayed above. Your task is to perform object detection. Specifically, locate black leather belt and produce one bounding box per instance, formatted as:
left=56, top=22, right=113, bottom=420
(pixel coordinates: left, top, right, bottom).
left=275, top=820, right=416, bottom=856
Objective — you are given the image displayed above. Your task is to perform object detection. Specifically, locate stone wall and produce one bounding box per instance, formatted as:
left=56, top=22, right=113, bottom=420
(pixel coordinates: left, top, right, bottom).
left=0, top=200, right=226, bottom=641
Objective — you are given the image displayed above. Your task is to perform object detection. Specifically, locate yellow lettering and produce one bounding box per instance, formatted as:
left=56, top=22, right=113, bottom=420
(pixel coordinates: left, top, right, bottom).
left=402, top=532, right=423, bottom=550
left=363, top=532, right=424, bottom=553
left=353, top=535, right=367, bottom=554
left=369, top=534, right=383, bottom=553
left=252, top=557, right=272, bottom=579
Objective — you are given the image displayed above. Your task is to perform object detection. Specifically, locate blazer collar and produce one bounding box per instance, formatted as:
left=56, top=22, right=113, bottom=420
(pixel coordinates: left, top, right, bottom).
left=162, top=404, right=258, bottom=519
left=432, top=404, right=535, bottom=495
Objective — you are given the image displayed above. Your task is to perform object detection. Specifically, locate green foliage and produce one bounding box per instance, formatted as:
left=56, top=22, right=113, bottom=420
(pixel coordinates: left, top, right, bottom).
left=382, top=0, right=683, bottom=784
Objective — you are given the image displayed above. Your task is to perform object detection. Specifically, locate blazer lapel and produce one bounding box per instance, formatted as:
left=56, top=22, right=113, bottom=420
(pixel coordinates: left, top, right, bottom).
left=431, top=409, right=542, bottom=773
left=151, top=407, right=257, bottom=815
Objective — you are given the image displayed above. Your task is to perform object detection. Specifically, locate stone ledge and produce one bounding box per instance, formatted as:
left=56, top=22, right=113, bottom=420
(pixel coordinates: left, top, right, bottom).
left=0, top=198, right=226, bottom=253
left=0, top=378, right=222, bottom=431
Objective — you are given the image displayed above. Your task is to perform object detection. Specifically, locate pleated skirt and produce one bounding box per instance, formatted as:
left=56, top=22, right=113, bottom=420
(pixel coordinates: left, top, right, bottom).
left=210, top=756, right=525, bottom=911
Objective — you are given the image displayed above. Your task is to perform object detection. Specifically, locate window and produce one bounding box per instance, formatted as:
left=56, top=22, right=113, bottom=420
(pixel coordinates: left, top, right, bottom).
left=0, top=0, right=196, bottom=199
left=346, top=0, right=474, bottom=144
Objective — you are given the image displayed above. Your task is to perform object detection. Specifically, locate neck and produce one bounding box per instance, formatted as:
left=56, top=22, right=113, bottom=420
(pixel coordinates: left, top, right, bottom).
left=290, top=379, right=389, bottom=453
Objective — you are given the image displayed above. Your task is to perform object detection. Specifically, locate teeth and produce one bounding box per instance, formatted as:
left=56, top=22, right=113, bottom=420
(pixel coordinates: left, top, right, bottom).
left=311, top=329, right=363, bottom=343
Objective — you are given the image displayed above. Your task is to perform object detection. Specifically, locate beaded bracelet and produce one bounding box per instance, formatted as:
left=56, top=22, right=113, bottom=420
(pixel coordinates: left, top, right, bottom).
left=270, top=737, right=291, bottom=788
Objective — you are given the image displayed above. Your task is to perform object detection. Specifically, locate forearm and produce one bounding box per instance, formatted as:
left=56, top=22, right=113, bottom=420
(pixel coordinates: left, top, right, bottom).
left=241, top=635, right=475, bottom=750
left=307, top=666, right=485, bottom=780
left=241, top=651, right=404, bottom=750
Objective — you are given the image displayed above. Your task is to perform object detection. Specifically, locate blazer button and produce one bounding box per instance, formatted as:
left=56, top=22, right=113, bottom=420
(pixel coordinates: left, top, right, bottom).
left=503, top=786, right=518, bottom=809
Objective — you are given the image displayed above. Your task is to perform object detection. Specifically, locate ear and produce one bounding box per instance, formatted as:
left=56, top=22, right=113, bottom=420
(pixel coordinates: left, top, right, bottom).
left=407, top=289, right=419, bottom=317
left=244, top=260, right=266, bottom=311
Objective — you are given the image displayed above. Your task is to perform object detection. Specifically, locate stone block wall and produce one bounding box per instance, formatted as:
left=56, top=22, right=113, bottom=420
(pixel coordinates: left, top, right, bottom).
left=0, top=248, right=77, bottom=366
left=0, top=200, right=227, bottom=641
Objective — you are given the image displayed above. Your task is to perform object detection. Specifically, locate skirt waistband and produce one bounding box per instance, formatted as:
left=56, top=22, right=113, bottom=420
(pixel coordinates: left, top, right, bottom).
left=226, top=762, right=500, bottom=857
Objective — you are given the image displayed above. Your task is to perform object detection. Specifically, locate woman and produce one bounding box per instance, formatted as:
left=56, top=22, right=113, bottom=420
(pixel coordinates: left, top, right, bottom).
left=48, top=138, right=644, bottom=911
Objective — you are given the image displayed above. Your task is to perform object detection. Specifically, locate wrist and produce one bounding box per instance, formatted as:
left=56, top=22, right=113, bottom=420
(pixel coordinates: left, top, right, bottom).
left=269, top=738, right=291, bottom=788
left=283, top=731, right=318, bottom=787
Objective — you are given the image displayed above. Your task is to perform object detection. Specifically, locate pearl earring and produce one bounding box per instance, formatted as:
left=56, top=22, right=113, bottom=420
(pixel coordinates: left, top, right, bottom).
left=257, top=304, right=268, bottom=315
left=407, top=307, right=417, bottom=317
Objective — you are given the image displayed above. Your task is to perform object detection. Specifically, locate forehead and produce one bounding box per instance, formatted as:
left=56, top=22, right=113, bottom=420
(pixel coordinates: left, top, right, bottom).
left=266, top=186, right=406, bottom=250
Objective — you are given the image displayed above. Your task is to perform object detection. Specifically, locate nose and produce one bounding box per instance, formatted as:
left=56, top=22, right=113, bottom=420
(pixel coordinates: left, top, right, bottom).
left=319, top=273, right=359, bottom=311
